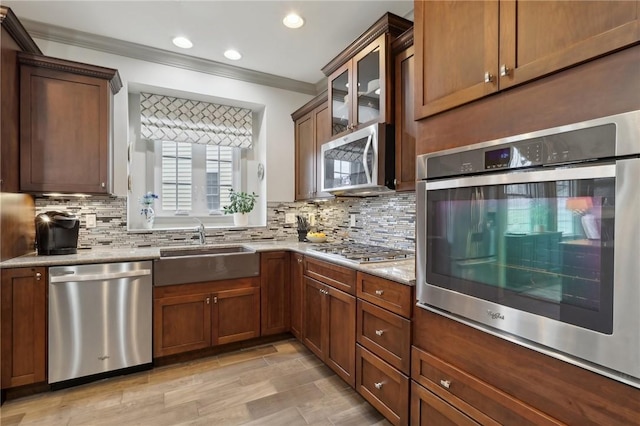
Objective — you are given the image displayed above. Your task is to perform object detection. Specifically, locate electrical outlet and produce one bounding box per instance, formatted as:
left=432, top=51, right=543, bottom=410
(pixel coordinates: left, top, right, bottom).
left=350, top=214, right=356, bottom=227
left=285, top=213, right=296, bottom=224
left=85, top=214, right=97, bottom=229
left=308, top=213, right=316, bottom=226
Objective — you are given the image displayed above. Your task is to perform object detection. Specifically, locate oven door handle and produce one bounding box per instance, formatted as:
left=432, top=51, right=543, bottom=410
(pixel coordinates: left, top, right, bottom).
left=362, top=134, right=373, bottom=184
left=425, top=163, right=616, bottom=190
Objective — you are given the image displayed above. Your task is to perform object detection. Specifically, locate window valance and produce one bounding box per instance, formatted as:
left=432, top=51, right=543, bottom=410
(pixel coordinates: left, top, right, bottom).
left=140, top=92, right=253, bottom=149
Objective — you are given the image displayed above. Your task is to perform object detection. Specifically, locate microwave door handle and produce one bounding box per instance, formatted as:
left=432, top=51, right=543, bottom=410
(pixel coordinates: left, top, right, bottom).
left=362, top=134, right=373, bottom=184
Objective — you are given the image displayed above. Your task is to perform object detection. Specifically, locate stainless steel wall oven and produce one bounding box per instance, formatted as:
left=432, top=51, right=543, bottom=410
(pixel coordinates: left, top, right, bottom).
left=416, top=110, right=640, bottom=388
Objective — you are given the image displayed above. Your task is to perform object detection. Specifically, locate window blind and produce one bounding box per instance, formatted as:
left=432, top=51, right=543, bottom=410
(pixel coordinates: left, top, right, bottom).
left=140, top=93, right=253, bottom=149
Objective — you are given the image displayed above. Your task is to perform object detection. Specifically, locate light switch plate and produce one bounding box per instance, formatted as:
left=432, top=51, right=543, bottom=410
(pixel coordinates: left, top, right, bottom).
left=285, top=213, right=296, bottom=224
left=308, top=213, right=316, bottom=226
left=85, top=214, right=97, bottom=228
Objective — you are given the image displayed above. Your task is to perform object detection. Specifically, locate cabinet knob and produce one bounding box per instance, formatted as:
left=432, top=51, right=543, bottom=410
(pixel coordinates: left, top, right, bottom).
left=374, top=382, right=383, bottom=390
left=375, top=289, right=384, bottom=296
left=206, top=297, right=210, bottom=304
left=440, top=379, right=451, bottom=389
left=214, top=296, right=218, bottom=303
left=297, top=258, right=303, bottom=264
left=484, top=72, right=494, bottom=84
left=35, top=272, right=42, bottom=280
left=375, top=329, right=384, bottom=336
left=500, top=64, right=511, bottom=77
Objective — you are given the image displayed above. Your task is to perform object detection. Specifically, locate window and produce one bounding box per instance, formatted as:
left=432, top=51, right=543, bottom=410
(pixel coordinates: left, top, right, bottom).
left=156, top=141, right=238, bottom=217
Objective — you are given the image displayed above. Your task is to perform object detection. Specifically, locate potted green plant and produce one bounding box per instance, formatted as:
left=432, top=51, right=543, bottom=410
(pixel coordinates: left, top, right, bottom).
left=222, top=189, right=258, bottom=226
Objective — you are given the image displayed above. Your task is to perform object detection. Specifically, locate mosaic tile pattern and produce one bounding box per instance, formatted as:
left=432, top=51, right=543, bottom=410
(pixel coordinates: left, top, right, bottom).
left=35, top=193, right=416, bottom=251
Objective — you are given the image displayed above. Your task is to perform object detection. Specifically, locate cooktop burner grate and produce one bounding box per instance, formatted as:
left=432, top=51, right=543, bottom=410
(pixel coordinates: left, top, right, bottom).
left=308, top=242, right=414, bottom=264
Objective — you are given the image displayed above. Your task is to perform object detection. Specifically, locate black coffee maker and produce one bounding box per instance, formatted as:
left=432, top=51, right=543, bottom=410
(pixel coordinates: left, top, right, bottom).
left=35, top=211, right=80, bottom=255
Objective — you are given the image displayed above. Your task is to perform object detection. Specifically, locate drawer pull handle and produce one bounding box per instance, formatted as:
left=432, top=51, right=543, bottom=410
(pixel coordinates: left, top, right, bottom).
left=374, top=382, right=383, bottom=390
left=375, top=290, right=384, bottom=296
left=297, top=258, right=303, bottom=264
left=375, top=329, right=384, bottom=336
left=440, top=379, right=451, bottom=389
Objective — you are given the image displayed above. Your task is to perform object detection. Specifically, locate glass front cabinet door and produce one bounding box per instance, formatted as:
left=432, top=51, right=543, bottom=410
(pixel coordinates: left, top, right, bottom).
left=329, top=34, right=389, bottom=138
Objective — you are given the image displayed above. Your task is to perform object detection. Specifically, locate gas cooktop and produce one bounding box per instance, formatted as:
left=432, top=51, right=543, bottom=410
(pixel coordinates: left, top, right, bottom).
left=308, top=242, right=414, bottom=264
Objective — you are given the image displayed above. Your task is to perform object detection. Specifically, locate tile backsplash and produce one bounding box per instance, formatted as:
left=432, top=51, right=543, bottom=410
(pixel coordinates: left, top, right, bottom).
left=35, top=192, right=416, bottom=251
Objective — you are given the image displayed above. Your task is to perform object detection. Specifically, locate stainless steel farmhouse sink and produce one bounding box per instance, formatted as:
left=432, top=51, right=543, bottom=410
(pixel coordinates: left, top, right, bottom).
left=154, top=245, right=259, bottom=286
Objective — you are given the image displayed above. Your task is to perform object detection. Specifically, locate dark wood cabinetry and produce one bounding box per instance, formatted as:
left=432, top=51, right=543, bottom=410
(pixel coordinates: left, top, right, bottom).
left=414, top=0, right=640, bottom=120
left=153, top=278, right=260, bottom=358
left=355, top=272, right=413, bottom=425
left=1, top=267, right=47, bottom=389
left=292, top=92, right=331, bottom=201
left=301, top=258, right=356, bottom=387
left=260, top=251, right=290, bottom=336
left=412, top=307, right=640, bottom=425
left=18, top=53, right=122, bottom=194
left=290, top=253, right=304, bottom=339
left=322, top=13, right=412, bottom=137
left=392, top=30, right=416, bottom=192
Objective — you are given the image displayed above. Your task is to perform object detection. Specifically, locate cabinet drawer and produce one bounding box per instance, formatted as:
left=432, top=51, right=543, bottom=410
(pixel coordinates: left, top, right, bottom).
left=305, top=256, right=356, bottom=295
left=357, top=300, right=410, bottom=374
left=411, top=381, right=481, bottom=426
left=356, top=345, right=409, bottom=426
left=411, top=347, right=562, bottom=426
left=356, top=272, right=413, bottom=317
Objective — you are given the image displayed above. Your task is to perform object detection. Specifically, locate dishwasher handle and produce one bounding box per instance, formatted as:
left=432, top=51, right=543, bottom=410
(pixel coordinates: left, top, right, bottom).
left=50, top=269, right=152, bottom=283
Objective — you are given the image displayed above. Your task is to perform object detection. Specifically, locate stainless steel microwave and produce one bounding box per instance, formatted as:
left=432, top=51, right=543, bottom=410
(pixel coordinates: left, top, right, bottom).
left=416, top=110, right=640, bottom=389
left=320, top=123, right=394, bottom=196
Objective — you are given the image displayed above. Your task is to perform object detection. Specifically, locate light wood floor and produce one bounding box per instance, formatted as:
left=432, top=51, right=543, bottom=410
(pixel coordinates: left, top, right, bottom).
left=1, top=339, right=391, bottom=426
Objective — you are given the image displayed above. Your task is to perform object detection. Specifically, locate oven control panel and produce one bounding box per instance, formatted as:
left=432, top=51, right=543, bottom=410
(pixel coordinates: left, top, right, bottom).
left=425, top=122, right=616, bottom=179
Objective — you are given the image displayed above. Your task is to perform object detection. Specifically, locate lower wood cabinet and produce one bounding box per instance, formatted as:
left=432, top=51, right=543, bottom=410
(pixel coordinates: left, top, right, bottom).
left=290, top=253, right=304, bottom=339
left=302, top=275, right=356, bottom=387
left=1, top=267, right=47, bottom=389
left=260, top=251, right=290, bottom=336
left=153, top=278, right=260, bottom=358
left=356, top=345, right=409, bottom=426
left=411, top=380, right=479, bottom=426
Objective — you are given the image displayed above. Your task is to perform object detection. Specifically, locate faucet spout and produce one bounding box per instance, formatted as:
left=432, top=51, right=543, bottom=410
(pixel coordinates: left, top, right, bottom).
left=192, top=218, right=206, bottom=245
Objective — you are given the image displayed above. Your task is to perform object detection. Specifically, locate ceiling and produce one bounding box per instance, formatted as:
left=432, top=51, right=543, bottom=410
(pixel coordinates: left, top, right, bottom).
left=4, top=1, right=414, bottom=91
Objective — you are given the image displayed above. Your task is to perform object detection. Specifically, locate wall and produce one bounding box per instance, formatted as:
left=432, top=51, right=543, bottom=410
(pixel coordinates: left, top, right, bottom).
left=32, top=38, right=313, bottom=202
left=35, top=192, right=416, bottom=251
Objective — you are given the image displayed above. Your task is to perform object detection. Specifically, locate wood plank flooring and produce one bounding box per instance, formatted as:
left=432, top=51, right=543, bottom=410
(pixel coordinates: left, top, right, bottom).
left=0, top=339, right=391, bottom=426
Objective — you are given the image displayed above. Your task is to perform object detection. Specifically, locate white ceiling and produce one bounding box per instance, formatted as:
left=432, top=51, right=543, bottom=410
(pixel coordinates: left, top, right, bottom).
left=4, top=1, right=413, bottom=89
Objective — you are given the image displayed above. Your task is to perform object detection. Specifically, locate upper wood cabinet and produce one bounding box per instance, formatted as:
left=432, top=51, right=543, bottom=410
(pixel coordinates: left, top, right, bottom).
left=18, top=53, right=122, bottom=194
left=322, top=13, right=412, bottom=138
left=414, top=0, right=640, bottom=120
left=1, top=267, right=47, bottom=389
left=392, top=29, right=416, bottom=192
left=292, top=92, right=331, bottom=201
left=1, top=7, right=41, bottom=193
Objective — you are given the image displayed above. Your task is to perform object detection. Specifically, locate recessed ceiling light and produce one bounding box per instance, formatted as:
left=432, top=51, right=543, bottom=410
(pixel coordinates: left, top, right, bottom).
left=172, top=36, right=193, bottom=49
left=283, top=13, right=304, bottom=29
left=224, top=49, right=242, bottom=60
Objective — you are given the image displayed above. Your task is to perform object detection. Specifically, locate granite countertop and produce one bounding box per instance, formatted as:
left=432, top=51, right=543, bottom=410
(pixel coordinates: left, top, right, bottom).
left=1, top=241, right=416, bottom=286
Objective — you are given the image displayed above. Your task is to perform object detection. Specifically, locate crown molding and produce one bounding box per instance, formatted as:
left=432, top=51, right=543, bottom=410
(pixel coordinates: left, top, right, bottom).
left=22, top=19, right=318, bottom=96
left=0, top=7, right=41, bottom=54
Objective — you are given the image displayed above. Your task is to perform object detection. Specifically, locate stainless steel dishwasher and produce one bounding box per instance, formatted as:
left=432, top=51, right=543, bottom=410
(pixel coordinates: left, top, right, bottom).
left=48, top=261, right=152, bottom=386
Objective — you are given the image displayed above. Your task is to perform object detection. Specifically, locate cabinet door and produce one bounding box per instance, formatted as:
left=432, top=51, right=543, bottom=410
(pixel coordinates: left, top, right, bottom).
left=1, top=25, right=22, bottom=193
left=294, top=111, right=316, bottom=200
left=353, top=33, right=388, bottom=128
left=499, top=0, right=640, bottom=90
left=302, top=276, right=326, bottom=359
left=1, top=267, right=47, bottom=388
left=411, top=381, right=480, bottom=426
left=329, top=62, right=352, bottom=137
left=290, top=253, right=304, bottom=339
left=153, top=293, right=211, bottom=357
left=414, top=0, right=499, bottom=119
left=313, top=103, right=332, bottom=199
left=394, top=44, right=416, bottom=192
left=213, top=286, right=260, bottom=345
left=260, top=251, right=291, bottom=336
left=325, top=285, right=356, bottom=388
left=20, top=66, right=110, bottom=194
